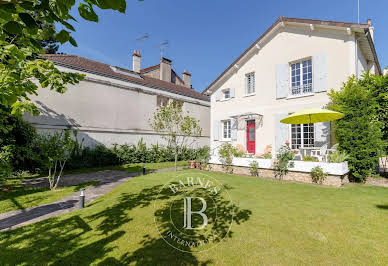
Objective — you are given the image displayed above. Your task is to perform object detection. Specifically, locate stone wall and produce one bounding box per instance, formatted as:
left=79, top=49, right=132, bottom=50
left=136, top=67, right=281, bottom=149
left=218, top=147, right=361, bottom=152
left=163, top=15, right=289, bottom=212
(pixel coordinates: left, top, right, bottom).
left=209, top=163, right=349, bottom=187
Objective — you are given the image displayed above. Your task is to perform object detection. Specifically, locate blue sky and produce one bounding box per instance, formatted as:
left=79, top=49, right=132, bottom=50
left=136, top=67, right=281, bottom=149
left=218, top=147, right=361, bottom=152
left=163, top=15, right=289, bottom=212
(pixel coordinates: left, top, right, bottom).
left=60, top=0, right=388, bottom=92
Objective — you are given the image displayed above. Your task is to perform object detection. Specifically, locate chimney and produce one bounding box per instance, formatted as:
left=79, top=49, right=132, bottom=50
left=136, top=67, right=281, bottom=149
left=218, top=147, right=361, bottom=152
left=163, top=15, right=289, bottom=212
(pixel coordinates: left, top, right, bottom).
left=367, top=18, right=374, bottom=41
left=132, top=50, right=141, bottom=72
left=182, top=70, right=191, bottom=88
left=160, top=57, right=172, bottom=82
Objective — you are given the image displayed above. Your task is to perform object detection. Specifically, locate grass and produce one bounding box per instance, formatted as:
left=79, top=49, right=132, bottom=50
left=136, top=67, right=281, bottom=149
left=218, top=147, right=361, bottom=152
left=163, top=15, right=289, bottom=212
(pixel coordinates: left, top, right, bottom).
left=1, top=170, right=388, bottom=265
left=0, top=181, right=99, bottom=214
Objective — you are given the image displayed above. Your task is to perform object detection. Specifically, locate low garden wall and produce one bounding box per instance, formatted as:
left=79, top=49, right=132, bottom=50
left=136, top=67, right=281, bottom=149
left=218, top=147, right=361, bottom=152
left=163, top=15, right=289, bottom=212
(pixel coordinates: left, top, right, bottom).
left=208, top=156, right=349, bottom=187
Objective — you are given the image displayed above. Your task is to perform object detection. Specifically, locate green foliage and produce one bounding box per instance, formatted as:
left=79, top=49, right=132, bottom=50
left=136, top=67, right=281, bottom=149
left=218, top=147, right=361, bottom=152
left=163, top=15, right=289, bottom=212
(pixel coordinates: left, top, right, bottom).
left=0, top=0, right=140, bottom=116
left=195, top=146, right=211, bottom=170
left=0, top=146, right=12, bottom=186
left=234, top=149, right=245, bottom=158
left=328, top=150, right=349, bottom=163
left=263, top=153, right=272, bottom=159
left=303, top=155, right=318, bottom=162
left=149, top=101, right=202, bottom=170
left=274, top=145, right=295, bottom=180
left=249, top=161, right=259, bottom=177
left=311, top=166, right=328, bottom=184
left=218, top=143, right=237, bottom=173
left=328, top=75, right=384, bottom=181
left=34, top=130, right=76, bottom=190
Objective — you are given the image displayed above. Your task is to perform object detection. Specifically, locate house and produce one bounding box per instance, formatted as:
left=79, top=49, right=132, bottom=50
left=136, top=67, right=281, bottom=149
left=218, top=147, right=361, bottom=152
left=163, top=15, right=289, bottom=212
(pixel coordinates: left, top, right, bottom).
left=25, top=51, right=210, bottom=148
left=203, top=17, right=381, bottom=156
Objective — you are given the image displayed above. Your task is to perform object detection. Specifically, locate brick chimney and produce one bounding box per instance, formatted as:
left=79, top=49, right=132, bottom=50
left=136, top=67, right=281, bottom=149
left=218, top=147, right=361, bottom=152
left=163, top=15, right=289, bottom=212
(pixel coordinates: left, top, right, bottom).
left=160, top=57, right=172, bottom=82
left=182, top=70, right=191, bottom=88
left=367, top=18, right=374, bottom=41
left=132, top=50, right=141, bottom=72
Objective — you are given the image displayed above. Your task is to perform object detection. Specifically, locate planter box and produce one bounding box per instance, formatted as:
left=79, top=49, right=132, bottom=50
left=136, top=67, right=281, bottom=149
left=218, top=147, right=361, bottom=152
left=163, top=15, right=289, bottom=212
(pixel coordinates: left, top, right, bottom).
left=209, top=156, right=349, bottom=187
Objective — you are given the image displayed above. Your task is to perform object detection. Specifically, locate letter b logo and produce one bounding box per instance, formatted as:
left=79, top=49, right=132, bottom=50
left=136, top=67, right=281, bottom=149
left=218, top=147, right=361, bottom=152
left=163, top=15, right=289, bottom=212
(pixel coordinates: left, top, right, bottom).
left=183, top=197, right=208, bottom=230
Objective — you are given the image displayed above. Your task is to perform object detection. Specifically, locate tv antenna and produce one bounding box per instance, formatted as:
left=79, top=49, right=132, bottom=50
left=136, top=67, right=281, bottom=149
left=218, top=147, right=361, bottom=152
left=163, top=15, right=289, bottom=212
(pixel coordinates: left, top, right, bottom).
left=357, top=0, right=360, bottom=23
left=136, top=33, right=149, bottom=53
left=160, top=40, right=168, bottom=58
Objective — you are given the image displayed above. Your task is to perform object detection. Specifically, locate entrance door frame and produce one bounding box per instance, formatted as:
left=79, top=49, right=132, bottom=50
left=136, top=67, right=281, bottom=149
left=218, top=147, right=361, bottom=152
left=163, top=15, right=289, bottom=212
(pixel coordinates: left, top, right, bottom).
left=246, top=119, right=256, bottom=154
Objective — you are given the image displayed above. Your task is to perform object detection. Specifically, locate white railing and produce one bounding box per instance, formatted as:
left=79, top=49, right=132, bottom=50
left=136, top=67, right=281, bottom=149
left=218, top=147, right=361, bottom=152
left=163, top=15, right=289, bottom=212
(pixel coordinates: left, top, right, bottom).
left=291, top=83, right=313, bottom=96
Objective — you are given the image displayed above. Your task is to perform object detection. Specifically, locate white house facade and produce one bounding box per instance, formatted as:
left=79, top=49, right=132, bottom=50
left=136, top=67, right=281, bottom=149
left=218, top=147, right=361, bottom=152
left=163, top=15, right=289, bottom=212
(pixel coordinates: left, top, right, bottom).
left=25, top=52, right=210, bottom=148
left=204, top=17, right=381, bottom=156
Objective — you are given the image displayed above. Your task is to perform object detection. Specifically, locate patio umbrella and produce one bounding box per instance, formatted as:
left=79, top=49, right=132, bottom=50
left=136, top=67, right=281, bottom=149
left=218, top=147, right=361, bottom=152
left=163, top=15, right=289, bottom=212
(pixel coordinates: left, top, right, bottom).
left=280, top=108, right=344, bottom=124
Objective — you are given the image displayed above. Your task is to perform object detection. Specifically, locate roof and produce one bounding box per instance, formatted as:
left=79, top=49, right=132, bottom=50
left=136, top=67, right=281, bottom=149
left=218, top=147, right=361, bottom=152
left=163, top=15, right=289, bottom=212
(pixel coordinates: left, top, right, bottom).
left=39, top=54, right=209, bottom=102
left=140, top=64, right=186, bottom=84
left=203, top=16, right=382, bottom=95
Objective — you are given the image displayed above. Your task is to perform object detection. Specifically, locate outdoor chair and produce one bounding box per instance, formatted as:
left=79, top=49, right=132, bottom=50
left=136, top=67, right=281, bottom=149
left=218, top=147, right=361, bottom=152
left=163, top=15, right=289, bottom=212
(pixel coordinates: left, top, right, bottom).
left=311, top=144, right=328, bottom=162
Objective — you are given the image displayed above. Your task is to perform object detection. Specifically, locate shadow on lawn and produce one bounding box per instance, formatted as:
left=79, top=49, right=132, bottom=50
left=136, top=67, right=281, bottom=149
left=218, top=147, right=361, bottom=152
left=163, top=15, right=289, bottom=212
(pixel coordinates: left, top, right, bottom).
left=376, top=204, right=388, bottom=210
left=0, top=179, right=252, bottom=265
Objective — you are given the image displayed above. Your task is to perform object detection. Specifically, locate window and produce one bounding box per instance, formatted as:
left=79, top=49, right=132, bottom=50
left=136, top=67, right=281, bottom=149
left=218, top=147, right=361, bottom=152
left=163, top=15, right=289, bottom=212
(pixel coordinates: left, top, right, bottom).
left=223, top=120, right=231, bottom=139
left=245, top=73, right=255, bottom=94
left=291, top=123, right=314, bottom=149
left=157, top=95, right=169, bottom=107
left=223, top=89, right=230, bottom=99
left=291, top=59, right=312, bottom=96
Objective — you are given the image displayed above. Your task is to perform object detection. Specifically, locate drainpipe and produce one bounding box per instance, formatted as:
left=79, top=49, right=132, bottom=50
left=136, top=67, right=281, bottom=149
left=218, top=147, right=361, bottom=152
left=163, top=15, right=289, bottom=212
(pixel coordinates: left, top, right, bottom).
left=355, top=31, right=369, bottom=78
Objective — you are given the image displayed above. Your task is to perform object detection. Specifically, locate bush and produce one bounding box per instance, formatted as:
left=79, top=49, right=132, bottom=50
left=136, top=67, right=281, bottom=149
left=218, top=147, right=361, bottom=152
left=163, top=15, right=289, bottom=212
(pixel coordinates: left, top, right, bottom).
left=303, top=156, right=318, bottom=162
left=263, top=153, right=272, bottom=159
left=219, top=143, right=237, bottom=173
left=311, top=166, right=328, bottom=184
left=328, top=150, right=349, bottom=163
left=328, top=74, right=384, bottom=181
left=274, top=145, right=295, bottom=180
left=196, top=146, right=211, bottom=170
left=249, top=161, right=259, bottom=177
left=0, top=146, right=12, bottom=186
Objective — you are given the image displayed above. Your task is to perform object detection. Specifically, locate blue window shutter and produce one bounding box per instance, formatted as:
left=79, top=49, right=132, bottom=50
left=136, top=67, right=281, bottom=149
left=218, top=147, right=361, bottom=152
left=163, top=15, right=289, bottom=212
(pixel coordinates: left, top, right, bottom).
left=276, top=64, right=289, bottom=99
left=213, top=120, right=219, bottom=141
left=231, top=119, right=237, bottom=141
left=313, top=53, right=327, bottom=92
left=215, top=91, right=221, bottom=101
left=230, top=88, right=235, bottom=98
left=274, top=114, right=289, bottom=153
left=314, top=121, right=330, bottom=147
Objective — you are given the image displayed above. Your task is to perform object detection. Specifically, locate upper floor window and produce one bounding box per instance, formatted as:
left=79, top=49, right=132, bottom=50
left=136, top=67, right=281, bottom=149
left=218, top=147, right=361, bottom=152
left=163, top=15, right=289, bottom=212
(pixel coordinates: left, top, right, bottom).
left=223, top=89, right=230, bottom=99
left=291, top=59, right=312, bottom=96
left=223, top=120, right=231, bottom=140
left=245, top=73, right=255, bottom=95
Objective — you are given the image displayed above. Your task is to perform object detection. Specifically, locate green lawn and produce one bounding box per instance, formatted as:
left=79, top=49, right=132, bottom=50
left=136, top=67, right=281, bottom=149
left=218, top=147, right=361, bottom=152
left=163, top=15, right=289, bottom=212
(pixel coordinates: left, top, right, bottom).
left=1, top=170, right=388, bottom=265
left=0, top=161, right=187, bottom=214
left=0, top=181, right=98, bottom=214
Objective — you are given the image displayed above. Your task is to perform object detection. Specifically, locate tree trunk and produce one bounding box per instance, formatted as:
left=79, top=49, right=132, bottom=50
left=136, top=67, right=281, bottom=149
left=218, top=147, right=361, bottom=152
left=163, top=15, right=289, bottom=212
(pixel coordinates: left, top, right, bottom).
left=174, top=150, right=178, bottom=171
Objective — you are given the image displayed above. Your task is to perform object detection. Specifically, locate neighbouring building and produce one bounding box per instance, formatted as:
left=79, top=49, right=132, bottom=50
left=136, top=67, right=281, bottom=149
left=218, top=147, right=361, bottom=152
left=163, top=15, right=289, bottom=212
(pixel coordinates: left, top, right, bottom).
left=25, top=51, right=210, bottom=147
left=203, top=17, right=381, bottom=156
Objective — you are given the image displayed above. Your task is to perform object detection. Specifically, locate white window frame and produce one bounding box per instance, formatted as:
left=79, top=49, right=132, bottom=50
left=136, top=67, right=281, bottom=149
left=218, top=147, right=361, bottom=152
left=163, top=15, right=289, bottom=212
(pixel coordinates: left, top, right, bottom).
left=290, top=58, right=313, bottom=96
left=289, top=123, right=314, bottom=150
left=223, top=88, right=231, bottom=100
left=222, top=120, right=231, bottom=140
left=245, top=72, right=255, bottom=95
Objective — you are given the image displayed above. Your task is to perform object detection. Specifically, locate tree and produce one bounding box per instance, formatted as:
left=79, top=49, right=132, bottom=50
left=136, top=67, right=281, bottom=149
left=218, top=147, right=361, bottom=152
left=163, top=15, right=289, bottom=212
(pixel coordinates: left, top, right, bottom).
left=0, top=0, right=136, bottom=117
left=34, top=130, right=76, bottom=190
left=149, top=102, right=202, bottom=171
left=328, top=75, right=384, bottom=181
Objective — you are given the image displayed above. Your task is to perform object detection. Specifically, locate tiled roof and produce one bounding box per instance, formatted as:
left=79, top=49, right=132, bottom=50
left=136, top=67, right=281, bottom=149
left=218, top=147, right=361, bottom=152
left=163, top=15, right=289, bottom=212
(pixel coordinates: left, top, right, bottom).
left=40, top=54, right=209, bottom=102
left=203, top=16, right=381, bottom=94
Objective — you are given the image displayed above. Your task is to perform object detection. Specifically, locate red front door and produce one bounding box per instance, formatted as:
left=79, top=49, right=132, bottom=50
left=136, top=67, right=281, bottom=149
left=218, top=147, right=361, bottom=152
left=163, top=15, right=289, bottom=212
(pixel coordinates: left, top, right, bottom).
left=246, top=120, right=255, bottom=154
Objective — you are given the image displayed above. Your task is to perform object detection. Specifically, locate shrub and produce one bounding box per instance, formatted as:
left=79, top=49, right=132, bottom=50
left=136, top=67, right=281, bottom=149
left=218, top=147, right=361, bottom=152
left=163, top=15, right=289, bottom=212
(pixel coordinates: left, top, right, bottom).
left=196, top=146, right=211, bottom=170
left=274, top=145, right=295, bottom=180
left=311, top=166, right=328, bottom=184
left=0, top=146, right=12, bottom=186
left=219, top=143, right=237, bottom=173
left=249, top=161, right=259, bottom=177
left=328, top=74, right=384, bottom=181
left=263, top=153, right=272, bottom=159
left=303, top=156, right=318, bottom=162
left=328, top=150, right=349, bottom=163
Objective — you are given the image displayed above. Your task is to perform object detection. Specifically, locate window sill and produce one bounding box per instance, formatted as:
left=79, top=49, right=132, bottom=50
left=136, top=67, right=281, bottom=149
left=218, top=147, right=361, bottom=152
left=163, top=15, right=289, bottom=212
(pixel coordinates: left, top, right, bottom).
left=219, top=98, right=232, bottom=102
left=286, top=93, right=314, bottom=99
left=219, top=139, right=232, bottom=142
left=243, top=93, right=256, bottom=98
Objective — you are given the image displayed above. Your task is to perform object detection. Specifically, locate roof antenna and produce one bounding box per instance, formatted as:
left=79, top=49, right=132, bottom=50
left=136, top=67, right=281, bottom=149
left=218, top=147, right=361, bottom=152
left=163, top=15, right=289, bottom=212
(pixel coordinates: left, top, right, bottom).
left=357, top=0, right=360, bottom=23
left=136, top=33, right=149, bottom=53
left=160, top=40, right=168, bottom=58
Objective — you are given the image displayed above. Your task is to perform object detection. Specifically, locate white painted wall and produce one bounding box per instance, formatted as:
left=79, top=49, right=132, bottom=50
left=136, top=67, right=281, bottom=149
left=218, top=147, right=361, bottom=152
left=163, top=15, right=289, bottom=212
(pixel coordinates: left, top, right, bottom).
left=210, top=25, right=369, bottom=155
left=25, top=67, right=210, bottom=148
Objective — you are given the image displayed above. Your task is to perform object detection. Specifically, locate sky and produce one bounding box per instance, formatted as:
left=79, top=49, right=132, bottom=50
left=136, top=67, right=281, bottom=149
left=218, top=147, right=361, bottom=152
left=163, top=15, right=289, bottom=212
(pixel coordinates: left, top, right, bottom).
left=60, top=0, right=388, bottom=93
